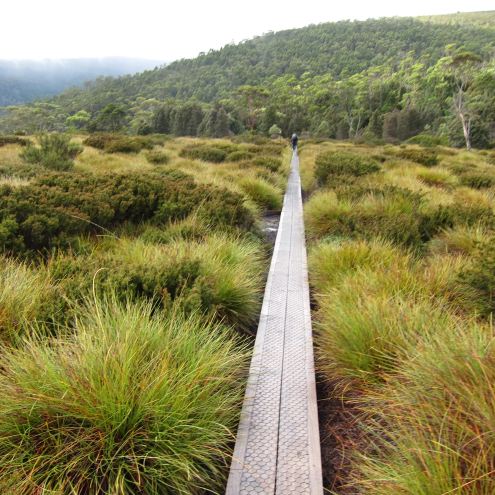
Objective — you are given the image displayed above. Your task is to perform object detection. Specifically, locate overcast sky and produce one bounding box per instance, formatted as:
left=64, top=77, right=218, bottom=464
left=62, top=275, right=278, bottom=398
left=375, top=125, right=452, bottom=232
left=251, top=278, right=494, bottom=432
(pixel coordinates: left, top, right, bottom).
left=1, top=0, right=493, bottom=61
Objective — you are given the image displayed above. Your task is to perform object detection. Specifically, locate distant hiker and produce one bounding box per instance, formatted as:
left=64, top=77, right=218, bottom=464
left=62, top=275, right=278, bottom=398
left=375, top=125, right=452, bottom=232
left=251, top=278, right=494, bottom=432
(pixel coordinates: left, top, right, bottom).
left=291, top=133, right=298, bottom=150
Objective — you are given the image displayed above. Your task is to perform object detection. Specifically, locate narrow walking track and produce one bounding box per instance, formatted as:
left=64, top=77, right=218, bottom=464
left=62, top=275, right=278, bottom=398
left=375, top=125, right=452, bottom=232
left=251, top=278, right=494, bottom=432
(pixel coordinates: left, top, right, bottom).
left=226, top=150, right=323, bottom=495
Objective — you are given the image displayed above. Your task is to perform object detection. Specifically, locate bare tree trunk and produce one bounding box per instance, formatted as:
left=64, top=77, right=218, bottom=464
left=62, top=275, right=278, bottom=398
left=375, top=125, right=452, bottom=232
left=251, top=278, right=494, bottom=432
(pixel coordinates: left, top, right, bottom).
left=454, top=89, right=472, bottom=151
left=459, top=112, right=472, bottom=151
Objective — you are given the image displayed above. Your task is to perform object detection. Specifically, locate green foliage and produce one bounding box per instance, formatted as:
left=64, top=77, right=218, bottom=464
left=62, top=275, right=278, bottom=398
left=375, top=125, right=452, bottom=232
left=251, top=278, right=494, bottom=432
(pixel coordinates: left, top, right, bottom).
left=303, top=185, right=487, bottom=249
left=4, top=16, right=494, bottom=147
left=179, top=144, right=227, bottom=163
left=20, top=134, right=82, bottom=171
left=0, top=135, right=30, bottom=147
left=50, top=234, right=263, bottom=332
left=198, top=106, right=230, bottom=137
left=0, top=299, right=248, bottom=493
left=314, top=151, right=380, bottom=186
left=239, top=178, right=283, bottom=211
left=145, top=150, right=170, bottom=164
left=227, top=150, right=254, bottom=162
left=268, top=124, right=282, bottom=137
left=65, top=110, right=91, bottom=130
left=459, top=170, right=495, bottom=189
left=252, top=155, right=282, bottom=172
left=0, top=171, right=255, bottom=254
left=83, top=133, right=160, bottom=153
left=90, top=103, right=127, bottom=132
left=406, top=133, right=449, bottom=147
left=396, top=148, right=439, bottom=166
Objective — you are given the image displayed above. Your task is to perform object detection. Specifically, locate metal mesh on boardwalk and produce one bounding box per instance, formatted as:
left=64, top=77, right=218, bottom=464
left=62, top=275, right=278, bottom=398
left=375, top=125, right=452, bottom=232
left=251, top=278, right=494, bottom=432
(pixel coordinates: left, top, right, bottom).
left=226, top=151, right=323, bottom=495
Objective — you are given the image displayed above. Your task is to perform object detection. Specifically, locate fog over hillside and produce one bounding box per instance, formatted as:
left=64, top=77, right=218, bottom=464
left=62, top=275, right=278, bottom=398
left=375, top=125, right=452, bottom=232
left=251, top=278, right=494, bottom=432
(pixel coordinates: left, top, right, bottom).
left=0, top=57, right=165, bottom=106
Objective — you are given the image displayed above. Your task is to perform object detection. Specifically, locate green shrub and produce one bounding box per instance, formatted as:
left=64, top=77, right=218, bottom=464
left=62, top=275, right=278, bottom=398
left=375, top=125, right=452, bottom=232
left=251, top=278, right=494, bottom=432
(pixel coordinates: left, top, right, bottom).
left=207, top=142, right=238, bottom=153
left=268, top=124, right=282, bottom=137
left=421, top=202, right=495, bottom=240
left=459, top=171, right=495, bottom=189
left=239, top=178, right=283, bottom=211
left=396, top=148, right=439, bottom=167
left=20, top=134, right=82, bottom=171
left=305, top=188, right=428, bottom=249
left=0, top=171, right=255, bottom=254
left=83, top=133, right=157, bottom=153
left=179, top=145, right=227, bottom=163
left=0, top=299, right=248, bottom=493
left=246, top=143, right=284, bottom=156
left=145, top=150, right=170, bottom=164
left=406, top=134, right=448, bottom=147
left=314, top=151, right=380, bottom=186
left=0, top=135, right=30, bottom=147
left=226, top=150, right=254, bottom=162
left=82, top=133, right=115, bottom=150
left=252, top=155, right=282, bottom=172
left=50, top=234, right=263, bottom=331
left=233, top=134, right=270, bottom=145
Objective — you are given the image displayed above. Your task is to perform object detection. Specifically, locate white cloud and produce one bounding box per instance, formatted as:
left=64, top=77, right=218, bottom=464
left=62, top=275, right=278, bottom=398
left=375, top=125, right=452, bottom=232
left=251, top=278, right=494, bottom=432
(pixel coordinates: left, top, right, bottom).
left=0, top=0, right=493, bottom=60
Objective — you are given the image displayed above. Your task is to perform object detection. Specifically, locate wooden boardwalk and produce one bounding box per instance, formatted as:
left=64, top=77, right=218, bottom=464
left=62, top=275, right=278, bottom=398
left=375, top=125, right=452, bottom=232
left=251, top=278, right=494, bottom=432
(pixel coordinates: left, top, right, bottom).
left=226, top=150, right=323, bottom=495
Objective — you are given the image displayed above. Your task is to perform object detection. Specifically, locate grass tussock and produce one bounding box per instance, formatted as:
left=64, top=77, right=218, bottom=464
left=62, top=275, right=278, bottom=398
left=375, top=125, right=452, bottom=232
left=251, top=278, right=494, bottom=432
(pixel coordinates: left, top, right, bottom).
left=239, top=177, right=283, bottom=211
left=0, top=257, right=62, bottom=342
left=303, top=140, right=495, bottom=492
left=0, top=299, right=248, bottom=494
left=49, top=234, right=264, bottom=332
left=355, top=324, right=495, bottom=495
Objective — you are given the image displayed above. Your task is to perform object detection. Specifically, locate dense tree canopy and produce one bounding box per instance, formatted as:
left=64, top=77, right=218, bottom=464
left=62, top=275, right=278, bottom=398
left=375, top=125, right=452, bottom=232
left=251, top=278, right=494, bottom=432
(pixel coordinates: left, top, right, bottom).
left=1, top=13, right=494, bottom=147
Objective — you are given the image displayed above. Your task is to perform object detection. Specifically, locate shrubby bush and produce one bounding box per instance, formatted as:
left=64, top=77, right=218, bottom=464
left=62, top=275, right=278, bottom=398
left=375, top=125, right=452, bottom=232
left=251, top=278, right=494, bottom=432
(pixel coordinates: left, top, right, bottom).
left=314, top=151, right=380, bottom=186
left=50, top=234, right=263, bottom=331
left=0, top=135, right=30, bottom=147
left=145, top=150, right=170, bottom=164
left=406, top=134, right=449, bottom=147
left=396, top=148, right=439, bottom=166
left=83, top=133, right=162, bottom=153
left=305, top=185, right=494, bottom=249
left=0, top=171, right=255, bottom=254
left=20, top=134, right=82, bottom=171
left=227, top=150, right=254, bottom=162
left=252, top=155, right=282, bottom=172
left=233, top=134, right=270, bottom=145
left=246, top=143, right=284, bottom=156
left=269, top=124, right=282, bottom=137
left=179, top=144, right=227, bottom=163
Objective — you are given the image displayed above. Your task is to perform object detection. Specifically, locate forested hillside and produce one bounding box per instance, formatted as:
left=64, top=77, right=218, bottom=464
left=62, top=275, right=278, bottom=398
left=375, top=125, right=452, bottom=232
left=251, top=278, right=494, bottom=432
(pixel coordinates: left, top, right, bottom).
left=1, top=13, right=494, bottom=148
left=417, top=10, right=495, bottom=28
left=0, top=58, right=163, bottom=106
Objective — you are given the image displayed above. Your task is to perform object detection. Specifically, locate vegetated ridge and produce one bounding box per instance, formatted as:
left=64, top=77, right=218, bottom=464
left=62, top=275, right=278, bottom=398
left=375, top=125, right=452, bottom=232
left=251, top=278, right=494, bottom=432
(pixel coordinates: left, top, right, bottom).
left=0, top=11, right=494, bottom=148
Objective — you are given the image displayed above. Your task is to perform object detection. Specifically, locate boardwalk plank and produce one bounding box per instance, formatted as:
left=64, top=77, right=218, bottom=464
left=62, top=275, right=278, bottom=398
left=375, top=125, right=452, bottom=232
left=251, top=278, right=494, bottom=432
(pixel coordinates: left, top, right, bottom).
left=226, top=151, right=323, bottom=495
